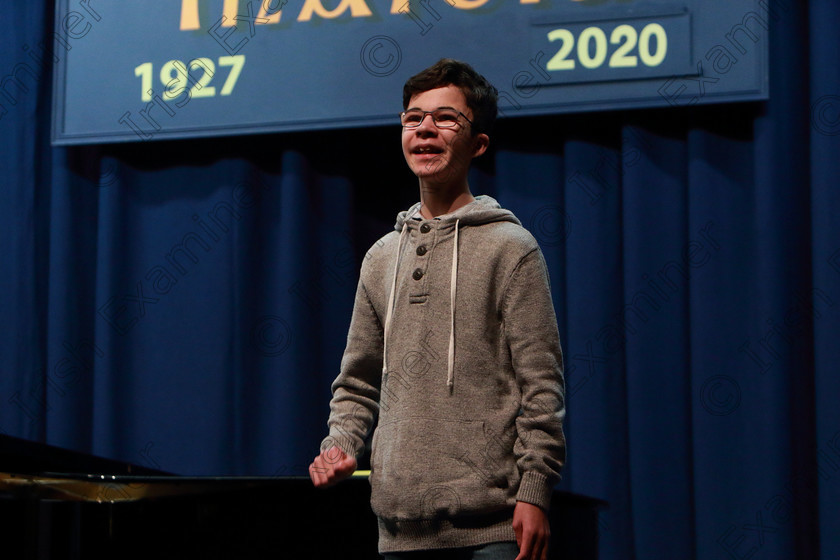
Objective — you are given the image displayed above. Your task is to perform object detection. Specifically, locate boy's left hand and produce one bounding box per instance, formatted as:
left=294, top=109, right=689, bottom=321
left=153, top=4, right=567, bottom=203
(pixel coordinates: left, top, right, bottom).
left=513, top=501, right=550, bottom=560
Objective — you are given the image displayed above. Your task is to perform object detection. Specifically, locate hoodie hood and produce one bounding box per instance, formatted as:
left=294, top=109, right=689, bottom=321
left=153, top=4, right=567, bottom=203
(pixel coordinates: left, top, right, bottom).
left=394, top=195, right=521, bottom=231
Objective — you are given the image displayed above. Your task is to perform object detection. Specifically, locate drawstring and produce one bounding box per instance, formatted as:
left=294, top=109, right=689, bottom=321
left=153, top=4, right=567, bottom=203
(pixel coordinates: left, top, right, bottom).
left=383, top=222, right=408, bottom=377
left=382, top=217, right=459, bottom=392
left=447, top=219, right=460, bottom=390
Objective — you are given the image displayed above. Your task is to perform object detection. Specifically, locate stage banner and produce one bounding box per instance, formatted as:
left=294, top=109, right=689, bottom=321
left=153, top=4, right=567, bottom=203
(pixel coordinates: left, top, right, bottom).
left=48, top=0, right=772, bottom=144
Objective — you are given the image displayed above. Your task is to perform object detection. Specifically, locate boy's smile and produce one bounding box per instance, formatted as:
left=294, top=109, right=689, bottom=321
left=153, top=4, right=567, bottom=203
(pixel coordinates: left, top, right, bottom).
left=401, top=85, right=488, bottom=188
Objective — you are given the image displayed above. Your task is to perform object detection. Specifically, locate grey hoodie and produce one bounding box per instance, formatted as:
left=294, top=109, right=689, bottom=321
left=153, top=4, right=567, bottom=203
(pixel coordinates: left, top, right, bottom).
left=322, top=195, right=566, bottom=552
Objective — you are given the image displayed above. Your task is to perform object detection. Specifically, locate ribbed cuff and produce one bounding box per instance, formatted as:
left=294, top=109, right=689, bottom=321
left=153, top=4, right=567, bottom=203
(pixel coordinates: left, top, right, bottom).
left=320, top=432, right=359, bottom=457
left=515, top=471, right=554, bottom=511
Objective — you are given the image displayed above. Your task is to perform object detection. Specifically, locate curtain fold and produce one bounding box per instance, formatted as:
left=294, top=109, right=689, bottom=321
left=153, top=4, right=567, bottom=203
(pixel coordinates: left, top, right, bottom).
left=809, top=1, right=840, bottom=559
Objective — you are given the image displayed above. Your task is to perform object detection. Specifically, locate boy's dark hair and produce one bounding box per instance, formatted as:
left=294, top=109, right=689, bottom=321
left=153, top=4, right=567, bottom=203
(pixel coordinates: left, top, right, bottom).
left=403, top=58, right=498, bottom=136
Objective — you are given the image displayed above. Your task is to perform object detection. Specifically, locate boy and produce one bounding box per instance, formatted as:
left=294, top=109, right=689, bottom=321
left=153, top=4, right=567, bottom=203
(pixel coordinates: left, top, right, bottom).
left=310, top=59, right=565, bottom=560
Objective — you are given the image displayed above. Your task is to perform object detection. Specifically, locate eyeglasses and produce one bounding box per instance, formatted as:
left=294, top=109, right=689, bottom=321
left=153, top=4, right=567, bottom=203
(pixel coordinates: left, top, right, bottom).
left=399, top=108, right=472, bottom=129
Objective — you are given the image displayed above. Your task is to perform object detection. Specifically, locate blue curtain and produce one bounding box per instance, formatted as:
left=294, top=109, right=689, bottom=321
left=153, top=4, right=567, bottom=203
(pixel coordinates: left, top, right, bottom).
left=2, top=1, right=838, bottom=559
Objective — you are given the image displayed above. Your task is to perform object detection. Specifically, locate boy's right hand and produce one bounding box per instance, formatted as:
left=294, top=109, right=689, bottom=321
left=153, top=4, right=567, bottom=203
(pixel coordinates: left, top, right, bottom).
left=309, top=446, right=357, bottom=487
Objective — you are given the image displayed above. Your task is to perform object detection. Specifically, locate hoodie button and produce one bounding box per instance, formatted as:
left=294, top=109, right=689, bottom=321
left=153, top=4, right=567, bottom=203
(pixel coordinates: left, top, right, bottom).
left=420, top=224, right=431, bottom=233
left=416, top=245, right=427, bottom=256
left=412, top=268, right=424, bottom=280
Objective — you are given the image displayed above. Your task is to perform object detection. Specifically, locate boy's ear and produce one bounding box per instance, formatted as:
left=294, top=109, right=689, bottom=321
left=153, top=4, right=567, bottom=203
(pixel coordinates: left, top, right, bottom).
left=472, top=133, right=490, bottom=158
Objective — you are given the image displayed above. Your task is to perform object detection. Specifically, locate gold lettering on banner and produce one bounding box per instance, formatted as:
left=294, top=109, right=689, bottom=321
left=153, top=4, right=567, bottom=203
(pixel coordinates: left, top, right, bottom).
left=449, top=0, right=490, bottom=9
left=297, top=0, right=373, bottom=21
left=181, top=0, right=281, bottom=30
left=179, top=0, right=586, bottom=29
left=180, top=0, right=238, bottom=29
left=392, top=0, right=545, bottom=13
left=180, top=0, right=200, bottom=29
left=220, top=0, right=240, bottom=27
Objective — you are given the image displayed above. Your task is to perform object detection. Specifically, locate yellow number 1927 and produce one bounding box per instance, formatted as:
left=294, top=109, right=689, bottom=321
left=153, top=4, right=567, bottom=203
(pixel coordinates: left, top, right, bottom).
left=134, top=55, right=246, bottom=102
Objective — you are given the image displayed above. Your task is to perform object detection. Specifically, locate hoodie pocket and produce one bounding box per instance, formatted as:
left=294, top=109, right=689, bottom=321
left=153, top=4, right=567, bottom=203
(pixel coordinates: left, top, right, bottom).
left=369, top=417, right=517, bottom=520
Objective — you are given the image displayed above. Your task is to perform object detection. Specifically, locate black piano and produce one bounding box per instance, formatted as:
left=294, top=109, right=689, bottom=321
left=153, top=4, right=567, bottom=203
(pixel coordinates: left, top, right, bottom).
left=0, top=434, right=606, bottom=559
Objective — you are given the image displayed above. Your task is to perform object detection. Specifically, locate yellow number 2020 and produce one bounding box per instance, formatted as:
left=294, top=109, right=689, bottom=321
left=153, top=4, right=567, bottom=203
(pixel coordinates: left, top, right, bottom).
left=547, top=23, right=667, bottom=72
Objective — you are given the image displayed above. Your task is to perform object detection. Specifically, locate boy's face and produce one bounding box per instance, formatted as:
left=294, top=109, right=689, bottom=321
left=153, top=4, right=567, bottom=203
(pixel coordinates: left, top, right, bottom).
left=401, top=85, right=488, bottom=186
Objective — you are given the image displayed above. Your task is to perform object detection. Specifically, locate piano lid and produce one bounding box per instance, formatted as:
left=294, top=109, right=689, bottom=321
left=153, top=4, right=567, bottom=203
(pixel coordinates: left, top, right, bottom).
left=0, top=433, right=168, bottom=477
